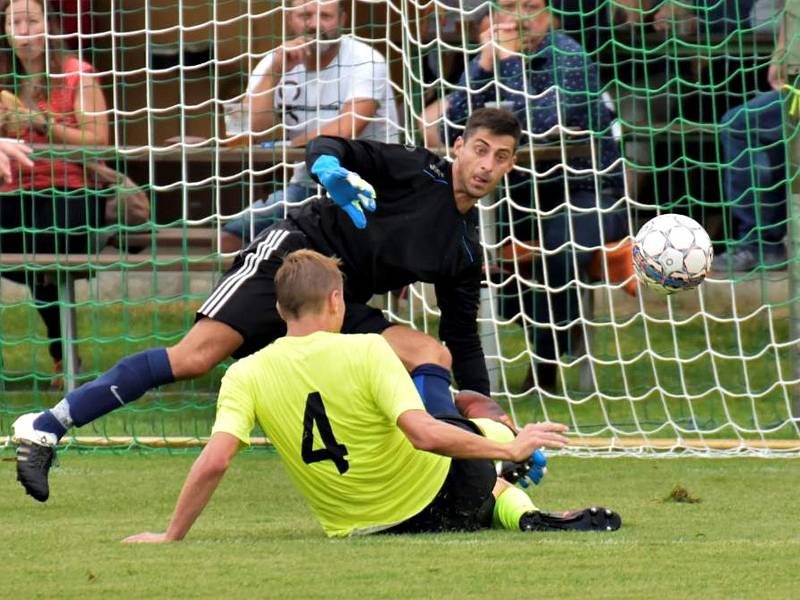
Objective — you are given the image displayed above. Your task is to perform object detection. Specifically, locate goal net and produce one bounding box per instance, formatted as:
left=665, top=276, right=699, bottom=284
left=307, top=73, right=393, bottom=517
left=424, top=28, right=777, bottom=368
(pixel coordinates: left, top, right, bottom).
left=1, top=0, right=798, bottom=455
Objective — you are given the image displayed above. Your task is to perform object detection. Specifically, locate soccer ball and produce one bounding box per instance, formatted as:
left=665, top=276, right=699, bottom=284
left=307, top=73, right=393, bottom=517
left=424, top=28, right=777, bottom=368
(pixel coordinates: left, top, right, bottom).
left=632, top=214, right=713, bottom=294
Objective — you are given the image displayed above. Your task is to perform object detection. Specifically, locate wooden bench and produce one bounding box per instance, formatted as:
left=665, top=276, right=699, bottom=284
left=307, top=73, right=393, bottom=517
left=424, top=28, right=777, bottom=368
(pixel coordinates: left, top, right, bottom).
left=111, top=226, right=220, bottom=253
left=0, top=251, right=232, bottom=391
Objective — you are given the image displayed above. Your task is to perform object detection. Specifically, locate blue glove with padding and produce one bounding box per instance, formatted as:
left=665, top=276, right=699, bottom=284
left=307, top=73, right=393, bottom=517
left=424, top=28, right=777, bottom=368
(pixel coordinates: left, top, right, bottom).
left=310, top=155, right=377, bottom=229
left=519, top=449, right=547, bottom=487
left=499, top=449, right=547, bottom=487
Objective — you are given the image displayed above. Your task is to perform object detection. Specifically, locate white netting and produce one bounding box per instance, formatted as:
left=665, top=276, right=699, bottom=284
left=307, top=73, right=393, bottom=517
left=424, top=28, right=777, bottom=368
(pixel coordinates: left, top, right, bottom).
left=1, top=0, right=799, bottom=454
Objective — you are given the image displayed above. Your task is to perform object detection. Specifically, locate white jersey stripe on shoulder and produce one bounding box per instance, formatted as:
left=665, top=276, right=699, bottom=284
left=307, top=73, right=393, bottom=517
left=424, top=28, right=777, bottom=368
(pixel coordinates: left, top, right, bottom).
left=199, top=229, right=289, bottom=317
left=204, top=229, right=291, bottom=318
left=199, top=229, right=279, bottom=316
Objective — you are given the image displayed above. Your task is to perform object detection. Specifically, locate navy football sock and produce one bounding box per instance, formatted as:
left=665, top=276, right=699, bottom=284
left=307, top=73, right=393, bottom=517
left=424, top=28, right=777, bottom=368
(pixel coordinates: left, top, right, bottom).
left=33, top=410, right=68, bottom=439
left=411, top=363, right=458, bottom=416
left=33, top=348, right=175, bottom=439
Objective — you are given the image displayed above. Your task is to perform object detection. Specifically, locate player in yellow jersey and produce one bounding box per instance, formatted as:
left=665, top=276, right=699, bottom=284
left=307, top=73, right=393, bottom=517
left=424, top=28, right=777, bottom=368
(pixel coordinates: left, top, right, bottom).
left=123, top=250, right=621, bottom=542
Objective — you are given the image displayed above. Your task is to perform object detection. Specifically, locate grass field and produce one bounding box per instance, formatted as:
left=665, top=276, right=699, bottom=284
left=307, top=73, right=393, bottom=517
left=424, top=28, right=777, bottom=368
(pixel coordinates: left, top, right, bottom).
left=1, top=285, right=799, bottom=597
left=1, top=451, right=798, bottom=599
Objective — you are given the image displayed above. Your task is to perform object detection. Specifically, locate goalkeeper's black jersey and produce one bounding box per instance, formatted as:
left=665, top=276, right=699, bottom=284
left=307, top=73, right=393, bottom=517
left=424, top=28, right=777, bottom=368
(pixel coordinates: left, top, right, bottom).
left=288, top=136, right=488, bottom=395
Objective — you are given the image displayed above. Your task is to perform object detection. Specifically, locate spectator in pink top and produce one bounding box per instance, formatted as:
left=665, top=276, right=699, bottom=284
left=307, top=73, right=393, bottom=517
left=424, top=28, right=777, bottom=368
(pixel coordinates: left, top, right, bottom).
left=0, top=0, right=109, bottom=388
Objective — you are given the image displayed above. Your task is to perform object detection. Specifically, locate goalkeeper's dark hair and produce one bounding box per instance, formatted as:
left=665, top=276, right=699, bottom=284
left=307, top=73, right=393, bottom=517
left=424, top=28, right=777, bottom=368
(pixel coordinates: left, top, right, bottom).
left=275, top=250, right=344, bottom=320
left=463, top=108, right=521, bottom=148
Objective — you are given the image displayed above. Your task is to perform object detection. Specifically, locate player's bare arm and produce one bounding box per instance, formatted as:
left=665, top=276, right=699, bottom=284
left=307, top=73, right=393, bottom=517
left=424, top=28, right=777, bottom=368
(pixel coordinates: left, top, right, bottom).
left=397, top=409, right=568, bottom=462
left=122, top=432, right=241, bottom=544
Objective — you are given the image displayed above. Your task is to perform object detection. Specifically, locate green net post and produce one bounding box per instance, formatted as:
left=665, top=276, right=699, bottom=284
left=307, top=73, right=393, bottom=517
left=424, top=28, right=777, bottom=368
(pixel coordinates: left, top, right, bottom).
left=790, top=112, right=800, bottom=419
left=57, top=271, right=80, bottom=393
left=789, top=105, right=800, bottom=419
left=786, top=9, right=800, bottom=419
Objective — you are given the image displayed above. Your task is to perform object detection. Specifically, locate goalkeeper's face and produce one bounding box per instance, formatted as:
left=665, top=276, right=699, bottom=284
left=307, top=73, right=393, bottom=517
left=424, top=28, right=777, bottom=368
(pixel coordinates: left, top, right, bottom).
left=453, top=129, right=516, bottom=200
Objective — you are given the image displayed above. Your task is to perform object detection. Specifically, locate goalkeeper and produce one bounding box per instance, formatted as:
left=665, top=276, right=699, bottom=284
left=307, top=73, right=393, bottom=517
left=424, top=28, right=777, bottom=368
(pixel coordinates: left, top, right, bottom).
left=15, top=108, right=531, bottom=502
left=123, top=250, right=620, bottom=542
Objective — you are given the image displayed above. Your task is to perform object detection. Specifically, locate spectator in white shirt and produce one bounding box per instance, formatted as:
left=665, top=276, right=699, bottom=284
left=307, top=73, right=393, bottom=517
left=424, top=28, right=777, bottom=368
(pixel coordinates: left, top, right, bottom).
left=221, top=0, right=400, bottom=252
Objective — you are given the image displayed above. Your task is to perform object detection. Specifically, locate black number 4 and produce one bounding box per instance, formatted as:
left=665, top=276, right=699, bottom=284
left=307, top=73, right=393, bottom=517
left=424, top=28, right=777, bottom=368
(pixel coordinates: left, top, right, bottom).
left=301, top=392, right=349, bottom=474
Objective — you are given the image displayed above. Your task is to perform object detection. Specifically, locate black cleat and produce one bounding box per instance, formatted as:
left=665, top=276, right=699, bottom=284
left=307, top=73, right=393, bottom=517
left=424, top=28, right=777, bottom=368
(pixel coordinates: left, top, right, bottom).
left=519, top=506, right=621, bottom=532
left=16, top=442, right=55, bottom=502
left=499, top=460, right=532, bottom=485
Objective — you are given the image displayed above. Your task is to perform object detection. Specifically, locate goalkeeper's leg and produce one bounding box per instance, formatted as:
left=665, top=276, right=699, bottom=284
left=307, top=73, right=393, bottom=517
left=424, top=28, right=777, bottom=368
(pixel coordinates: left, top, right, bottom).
left=14, top=319, right=241, bottom=502
left=26, top=319, right=240, bottom=442
left=455, top=389, right=517, bottom=432
left=380, top=325, right=459, bottom=416
left=15, top=222, right=307, bottom=502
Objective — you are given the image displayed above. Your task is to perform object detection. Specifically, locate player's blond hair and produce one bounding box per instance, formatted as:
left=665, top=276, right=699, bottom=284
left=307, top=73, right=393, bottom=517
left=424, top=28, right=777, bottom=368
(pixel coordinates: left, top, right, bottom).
left=275, top=249, right=343, bottom=319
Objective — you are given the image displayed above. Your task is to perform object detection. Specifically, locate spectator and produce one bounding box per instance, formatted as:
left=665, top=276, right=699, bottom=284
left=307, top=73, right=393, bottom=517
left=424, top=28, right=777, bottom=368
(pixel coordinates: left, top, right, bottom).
left=613, top=0, right=754, bottom=36
left=712, top=1, right=797, bottom=271
left=0, top=0, right=109, bottom=387
left=614, top=0, right=756, bottom=200
left=220, top=0, right=400, bottom=252
left=432, top=0, right=627, bottom=391
left=551, top=0, right=614, bottom=56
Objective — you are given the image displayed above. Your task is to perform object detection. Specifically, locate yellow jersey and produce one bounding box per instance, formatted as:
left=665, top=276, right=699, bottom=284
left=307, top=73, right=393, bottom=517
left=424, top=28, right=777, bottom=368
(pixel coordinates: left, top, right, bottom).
left=211, top=331, right=451, bottom=537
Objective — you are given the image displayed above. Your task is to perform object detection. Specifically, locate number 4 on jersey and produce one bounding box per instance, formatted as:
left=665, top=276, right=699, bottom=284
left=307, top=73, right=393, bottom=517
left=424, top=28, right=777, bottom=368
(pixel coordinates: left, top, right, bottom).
left=301, top=392, right=349, bottom=474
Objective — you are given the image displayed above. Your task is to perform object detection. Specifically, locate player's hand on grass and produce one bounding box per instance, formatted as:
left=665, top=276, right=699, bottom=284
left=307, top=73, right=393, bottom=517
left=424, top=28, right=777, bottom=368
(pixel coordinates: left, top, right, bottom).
left=122, top=531, right=174, bottom=544
left=311, top=154, right=376, bottom=229
left=507, top=421, right=568, bottom=464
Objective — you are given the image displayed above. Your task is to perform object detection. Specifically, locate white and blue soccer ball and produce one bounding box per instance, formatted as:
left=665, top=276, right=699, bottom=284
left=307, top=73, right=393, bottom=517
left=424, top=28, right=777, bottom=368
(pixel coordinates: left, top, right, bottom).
left=632, top=213, right=713, bottom=294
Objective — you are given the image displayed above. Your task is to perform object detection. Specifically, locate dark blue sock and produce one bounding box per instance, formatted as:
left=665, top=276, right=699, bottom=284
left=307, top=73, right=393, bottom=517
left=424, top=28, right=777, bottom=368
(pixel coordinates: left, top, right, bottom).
left=33, top=348, right=175, bottom=438
left=411, top=363, right=458, bottom=417
left=34, top=410, right=68, bottom=439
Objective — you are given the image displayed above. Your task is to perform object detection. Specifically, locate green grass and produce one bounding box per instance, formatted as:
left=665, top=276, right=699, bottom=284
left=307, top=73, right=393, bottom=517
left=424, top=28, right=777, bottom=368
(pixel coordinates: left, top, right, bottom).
left=1, top=452, right=798, bottom=599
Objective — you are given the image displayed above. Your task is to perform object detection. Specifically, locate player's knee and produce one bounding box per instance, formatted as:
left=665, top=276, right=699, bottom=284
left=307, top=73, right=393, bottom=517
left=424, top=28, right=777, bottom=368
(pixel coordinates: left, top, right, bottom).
left=416, top=336, right=451, bottom=370
left=167, top=344, right=217, bottom=379
left=437, top=344, right=452, bottom=369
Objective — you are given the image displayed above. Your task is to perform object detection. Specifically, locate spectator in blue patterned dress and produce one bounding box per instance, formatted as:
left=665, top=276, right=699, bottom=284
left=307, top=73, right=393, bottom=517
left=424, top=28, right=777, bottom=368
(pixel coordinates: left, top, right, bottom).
left=429, top=0, right=627, bottom=392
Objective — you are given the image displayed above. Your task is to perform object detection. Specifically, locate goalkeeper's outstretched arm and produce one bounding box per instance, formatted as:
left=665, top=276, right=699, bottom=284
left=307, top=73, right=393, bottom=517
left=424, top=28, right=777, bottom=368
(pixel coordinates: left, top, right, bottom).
left=122, top=432, right=240, bottom=544
left=306, top=135, right=390, bottom=185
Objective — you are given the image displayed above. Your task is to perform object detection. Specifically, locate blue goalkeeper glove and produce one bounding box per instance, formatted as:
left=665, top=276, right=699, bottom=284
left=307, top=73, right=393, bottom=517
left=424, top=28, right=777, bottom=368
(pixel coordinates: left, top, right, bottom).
left=499, top=449, right=547, bottom=488
left=519, top=449, right=547, bottom=488
left=311, top=155, right=377, bottom=229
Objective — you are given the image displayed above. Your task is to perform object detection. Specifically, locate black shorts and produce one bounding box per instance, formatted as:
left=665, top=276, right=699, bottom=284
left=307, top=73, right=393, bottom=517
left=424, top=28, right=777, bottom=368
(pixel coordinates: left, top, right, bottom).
left=196, top=221, right=394, bottom=359
left=385, top=417, right=497, bottom=534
